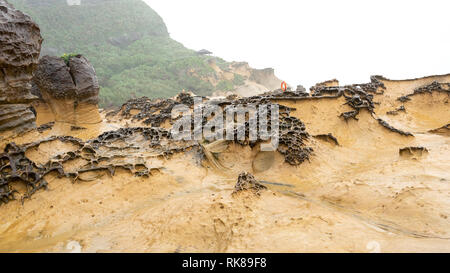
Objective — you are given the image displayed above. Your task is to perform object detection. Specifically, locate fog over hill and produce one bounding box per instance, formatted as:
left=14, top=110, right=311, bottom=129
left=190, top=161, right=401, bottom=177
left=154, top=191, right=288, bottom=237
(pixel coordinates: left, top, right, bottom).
left=9, top=0, right=282, bottom=106
left=147, top=0, right=450, bottom=88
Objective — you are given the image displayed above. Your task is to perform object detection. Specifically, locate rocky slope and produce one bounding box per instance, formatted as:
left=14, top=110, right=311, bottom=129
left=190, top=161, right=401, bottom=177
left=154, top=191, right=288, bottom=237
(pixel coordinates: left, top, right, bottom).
left=207, top=60, right=282, bottom=97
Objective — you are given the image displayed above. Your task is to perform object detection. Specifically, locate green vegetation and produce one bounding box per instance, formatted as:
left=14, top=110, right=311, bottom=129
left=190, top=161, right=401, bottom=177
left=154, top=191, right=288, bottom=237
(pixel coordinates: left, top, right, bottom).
left=9, top=0, right=244, bottom=107
left=216, top=80, right=234, bottom=92
left=233, top=74, right=245, bottom=86
left=61, top=53, right=78, bottom=65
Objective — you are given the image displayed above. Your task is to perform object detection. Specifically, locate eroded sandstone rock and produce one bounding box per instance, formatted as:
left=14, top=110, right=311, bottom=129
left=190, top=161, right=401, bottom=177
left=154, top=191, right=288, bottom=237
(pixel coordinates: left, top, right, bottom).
left=0, top=0, right=42, bottom=137
left=233, top=172, right=267, bottom=196
left=33, top=55, right=101, bottom=125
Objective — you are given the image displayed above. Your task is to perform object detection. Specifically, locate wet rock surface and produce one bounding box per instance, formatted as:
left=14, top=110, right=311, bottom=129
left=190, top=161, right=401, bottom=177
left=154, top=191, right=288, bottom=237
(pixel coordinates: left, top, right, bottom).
left=67, top=55, right=100, bottom=105
left=0, top=104, right=36, bottom=132
left=0, top=0, right=43, bottom=135
left=33, top=56, right=77, bottom=100
left=32, top=55, right=101, bottom=124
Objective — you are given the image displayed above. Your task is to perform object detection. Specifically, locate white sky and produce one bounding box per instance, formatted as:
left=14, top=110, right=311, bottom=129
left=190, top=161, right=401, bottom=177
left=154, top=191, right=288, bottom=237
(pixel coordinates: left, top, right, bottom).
left=144, top=0, right=449, bottom=88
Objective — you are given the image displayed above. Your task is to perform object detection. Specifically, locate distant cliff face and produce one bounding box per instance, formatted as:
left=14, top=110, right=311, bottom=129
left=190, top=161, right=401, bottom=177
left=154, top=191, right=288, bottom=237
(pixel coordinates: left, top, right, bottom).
left=205, top=60, right=283, bottom=97
left=8, top=0, right=283, bottom=106
left=0, top=0, right=42, bottom=138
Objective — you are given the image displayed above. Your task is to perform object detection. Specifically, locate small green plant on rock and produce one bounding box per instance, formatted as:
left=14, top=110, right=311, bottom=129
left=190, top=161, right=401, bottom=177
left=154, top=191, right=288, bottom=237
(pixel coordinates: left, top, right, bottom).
left=61, top=53, right=79, bottom=65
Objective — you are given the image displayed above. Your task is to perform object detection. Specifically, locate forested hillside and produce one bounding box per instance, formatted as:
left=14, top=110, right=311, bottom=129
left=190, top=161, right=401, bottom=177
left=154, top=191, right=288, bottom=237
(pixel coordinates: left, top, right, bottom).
left=9, top=0, right=241, bottom=106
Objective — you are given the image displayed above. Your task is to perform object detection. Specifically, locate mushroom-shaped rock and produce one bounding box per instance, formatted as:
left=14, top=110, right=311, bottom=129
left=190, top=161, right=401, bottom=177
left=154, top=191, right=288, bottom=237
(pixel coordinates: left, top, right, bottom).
left=0, top=0, right=42, bottom=137
left=33, top=55, right=101, bottom=125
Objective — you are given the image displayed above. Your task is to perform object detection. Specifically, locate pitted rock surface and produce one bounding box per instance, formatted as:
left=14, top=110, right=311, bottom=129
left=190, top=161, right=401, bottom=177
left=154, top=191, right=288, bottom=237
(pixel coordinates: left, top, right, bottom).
left=32, top=54, right=101, bottom=124
left=113, top=92, right=314, bottom=166
left=33, top=55, right=99, bottom=104
left=0, top=127, right=201, bottom=204
left=116, top=92, right=196, bottom=127
left=397, top=81, right=450, bottom=102
left=233, top=172, right=267, bottom=196
left=0, top=0, right=43, bottom=135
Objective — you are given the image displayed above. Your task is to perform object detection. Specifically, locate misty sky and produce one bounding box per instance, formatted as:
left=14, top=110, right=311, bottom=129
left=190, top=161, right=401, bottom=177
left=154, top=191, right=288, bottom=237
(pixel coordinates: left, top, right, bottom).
left=145, top=0, right=449, bottom=88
